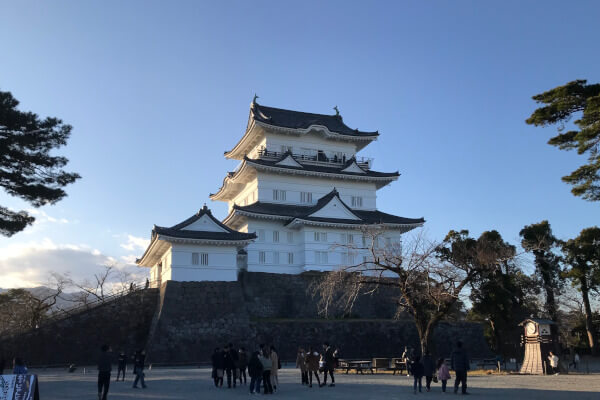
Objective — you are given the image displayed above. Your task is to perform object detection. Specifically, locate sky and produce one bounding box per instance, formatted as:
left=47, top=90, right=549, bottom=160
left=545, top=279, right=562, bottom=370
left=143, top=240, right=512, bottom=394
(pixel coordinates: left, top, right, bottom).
left=1, top=1, right=599, bottom=288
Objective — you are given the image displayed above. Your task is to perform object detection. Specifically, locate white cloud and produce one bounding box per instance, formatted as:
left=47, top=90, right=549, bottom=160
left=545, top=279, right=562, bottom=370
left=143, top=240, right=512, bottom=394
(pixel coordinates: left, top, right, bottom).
left=0, top=238, right=147, bottom=289
left=120, top=235, right=150, bottom=252
left=21, top=209, right=69, bottom=235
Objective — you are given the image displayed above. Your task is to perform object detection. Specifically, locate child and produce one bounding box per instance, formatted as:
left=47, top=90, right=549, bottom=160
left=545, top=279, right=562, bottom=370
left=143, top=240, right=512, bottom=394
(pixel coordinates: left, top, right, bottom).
left=410, top=356, right=424, bottom=394
left=436, top=358, right=451, bottom=393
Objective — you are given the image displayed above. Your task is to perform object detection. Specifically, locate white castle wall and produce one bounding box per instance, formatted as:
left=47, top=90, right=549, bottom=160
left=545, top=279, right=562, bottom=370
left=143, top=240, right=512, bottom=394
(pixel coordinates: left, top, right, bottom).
left=255, top=172, right=378, bottom=210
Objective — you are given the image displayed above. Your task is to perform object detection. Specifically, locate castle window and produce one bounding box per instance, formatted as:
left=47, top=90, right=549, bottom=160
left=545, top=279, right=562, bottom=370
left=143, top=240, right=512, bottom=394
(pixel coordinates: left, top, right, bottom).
left=273, top=252, right=279, bottom=264
left=351, top=196, right=363, bottom=207
left=259, top=251, right=266, bottom=264
left=273, top=231, right=279, bottom=243
left=273, top=189, right=286, bottom=201
left=287, top=231, right=294, bottom=243
left=300, top=192, right=312, bottom=204
left=201, top=253, right=208, bottom=265
left=191, top=252, right=199, bottom=265
left=314, top=232, right=327, bottom=242
left=315, top=251, right=328, bottom=264
left=258, top=229, right=265, bottom=242
left=342, top=233, right=354, bottom=244
left=287, top=252, right=294, bottom=264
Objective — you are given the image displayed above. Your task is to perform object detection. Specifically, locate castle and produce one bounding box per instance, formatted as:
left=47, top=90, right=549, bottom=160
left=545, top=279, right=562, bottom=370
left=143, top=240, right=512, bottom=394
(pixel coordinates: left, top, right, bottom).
left=136, top=100, right=424, bottom=281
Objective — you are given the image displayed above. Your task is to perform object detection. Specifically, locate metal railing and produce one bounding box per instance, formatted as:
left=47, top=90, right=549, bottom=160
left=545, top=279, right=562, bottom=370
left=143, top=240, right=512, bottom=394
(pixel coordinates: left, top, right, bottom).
left=256, top=148, right=372, bottom=170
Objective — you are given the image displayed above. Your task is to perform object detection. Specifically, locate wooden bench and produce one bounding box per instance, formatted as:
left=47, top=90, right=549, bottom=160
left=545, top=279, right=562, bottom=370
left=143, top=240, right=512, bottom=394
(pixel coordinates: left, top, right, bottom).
left=338, top=359, right=374, bottom=374
left=372, top=358, right=391, bottom=373
left=476, top=358, right=500, bottom=370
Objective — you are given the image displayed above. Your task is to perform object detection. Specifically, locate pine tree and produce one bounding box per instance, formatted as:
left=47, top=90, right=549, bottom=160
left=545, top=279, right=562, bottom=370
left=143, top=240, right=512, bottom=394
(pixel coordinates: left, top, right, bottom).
left=526, top=80, right=600, bottom=201
left=0, top=90, right=80, bottom=236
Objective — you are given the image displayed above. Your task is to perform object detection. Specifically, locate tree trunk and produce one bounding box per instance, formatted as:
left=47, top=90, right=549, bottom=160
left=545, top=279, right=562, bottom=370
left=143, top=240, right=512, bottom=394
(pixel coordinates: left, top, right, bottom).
left=580, top=277, right=598, bottom=356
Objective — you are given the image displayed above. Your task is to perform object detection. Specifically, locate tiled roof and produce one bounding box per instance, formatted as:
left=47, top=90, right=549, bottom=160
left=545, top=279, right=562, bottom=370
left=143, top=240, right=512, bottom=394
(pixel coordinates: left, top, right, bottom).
left=232, top=189, right=425, bottom=226
left=252, top=102, right=379, bottom=137
left=152, top=205, right=256, bottom=241
left=245, top=154, right=399, bottom=178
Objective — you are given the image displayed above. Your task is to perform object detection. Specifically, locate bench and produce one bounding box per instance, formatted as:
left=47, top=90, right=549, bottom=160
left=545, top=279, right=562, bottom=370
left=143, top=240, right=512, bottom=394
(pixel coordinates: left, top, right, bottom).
left=391, top=359, right=408, bottom=375
left=338, top=359, right=374, bottom=374
left=476, top=358, right=500, bottom=370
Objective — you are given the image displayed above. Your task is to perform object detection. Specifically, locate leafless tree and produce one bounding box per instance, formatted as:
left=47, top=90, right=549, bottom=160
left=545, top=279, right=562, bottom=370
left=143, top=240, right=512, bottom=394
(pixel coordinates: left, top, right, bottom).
left=313, top=228, right=516, bottom=355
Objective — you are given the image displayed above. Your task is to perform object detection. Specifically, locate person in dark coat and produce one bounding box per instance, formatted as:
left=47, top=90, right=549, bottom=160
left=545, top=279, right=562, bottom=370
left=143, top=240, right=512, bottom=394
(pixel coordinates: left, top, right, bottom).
left=223, top=344, right=238, bottom=388
left=237, top=347, right=248, bottom=385
left=116, top=351, right=127, bottom=382
left=451, top=341, right=470, bottom=395
left=132, top=350, right=147, bottom=389
left=247, top=351, right=263, bottom=394
left=322, top=342, right=335, bottom=387
left=422, top=350, right=435, bottom=392
left=211, top=347, right=225, bottom=387
left=305, top=347, right=322, bottom=388
left=410, top=355, right=424, bottom=394
left=97, top=344, right=112, bottom=400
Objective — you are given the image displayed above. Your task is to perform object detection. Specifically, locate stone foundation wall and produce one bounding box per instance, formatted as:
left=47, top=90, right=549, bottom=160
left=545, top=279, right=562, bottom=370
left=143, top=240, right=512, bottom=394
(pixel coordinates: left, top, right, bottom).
left=146, top=274, right=491, bottom=363
left=0, top=289, right=158, bottom=366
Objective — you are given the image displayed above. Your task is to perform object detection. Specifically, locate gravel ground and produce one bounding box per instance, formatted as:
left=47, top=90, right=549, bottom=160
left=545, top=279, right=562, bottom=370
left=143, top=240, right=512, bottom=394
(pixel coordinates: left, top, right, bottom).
left=33, top=367, right=600, bottom=400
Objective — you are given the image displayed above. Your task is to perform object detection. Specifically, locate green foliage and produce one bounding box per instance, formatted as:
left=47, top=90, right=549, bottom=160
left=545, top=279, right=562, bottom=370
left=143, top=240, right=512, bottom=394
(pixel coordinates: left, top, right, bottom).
left=519, top=221, right=562, bottom=322
left=561, top=227, right=600, bottom=354
left=0, top=90, right=80, bottom=236
left=469, top=267, right=540, bottom=357
left=526, top=79, right=600, bottom=201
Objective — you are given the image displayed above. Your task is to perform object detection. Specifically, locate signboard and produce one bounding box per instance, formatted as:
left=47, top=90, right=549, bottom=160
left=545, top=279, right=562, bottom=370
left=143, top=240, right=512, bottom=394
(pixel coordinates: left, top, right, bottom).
left=539, top=324, right=551, bottom=336
left=0, top=375, right=39, bottom=400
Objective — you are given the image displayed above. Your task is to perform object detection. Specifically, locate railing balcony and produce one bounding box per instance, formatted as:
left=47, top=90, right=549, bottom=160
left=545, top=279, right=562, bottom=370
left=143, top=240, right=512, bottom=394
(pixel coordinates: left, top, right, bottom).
left=256, top=148, right=372, bottom=170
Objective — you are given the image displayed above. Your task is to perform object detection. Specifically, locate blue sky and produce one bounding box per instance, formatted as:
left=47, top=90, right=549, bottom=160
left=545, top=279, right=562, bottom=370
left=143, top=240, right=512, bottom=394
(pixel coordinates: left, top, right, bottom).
left=1, top=1, right=599, bottom=287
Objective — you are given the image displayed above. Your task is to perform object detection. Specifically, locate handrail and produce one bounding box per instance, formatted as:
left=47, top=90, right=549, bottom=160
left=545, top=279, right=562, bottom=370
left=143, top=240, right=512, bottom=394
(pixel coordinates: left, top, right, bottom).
left=0, top=280, right=160, bottom=340
left=256, top=148, right=372, bottom=169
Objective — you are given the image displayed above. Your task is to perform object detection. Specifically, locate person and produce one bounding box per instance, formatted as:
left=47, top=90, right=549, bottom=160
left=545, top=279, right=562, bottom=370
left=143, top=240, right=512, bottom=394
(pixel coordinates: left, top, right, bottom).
left=12, top=358, right=27, bottom=374
left=422, top=350, right=434, bottom=392
left=97, top=344, right=112, bottom=400
left=437, top=358, right=451, bottom=393
left=0, top=355, right=5, bottom=375
left=259, top=348, right=273, bottom=394
left=569, top=352, right=580, bottom=370
left=402, top=346, right=411, bottom=376
left=132, top=350, right=147, bottom=389
left=238, top=347, right=248, bottom=385
left=296, top=347, right=308, bottom=385
left=270, top=346, right=279, bottom=392
left=223, top=343, right=238, bottom=388
left=451, top=341, right=470, bottom=395
left=247, top=351, right=263, bottom=394
left=410, top=355, right=424, bottom=394
left=211, top=347, right=225, bottom=387
left=305, top=347, right=322, bottom=388
left=116, top=351, right=127, bottom=381
left=322, top=342, right=335, bottom=387
left=145, top=278, right=149, bottom=289
left=547, top=351, right=559, bottom=375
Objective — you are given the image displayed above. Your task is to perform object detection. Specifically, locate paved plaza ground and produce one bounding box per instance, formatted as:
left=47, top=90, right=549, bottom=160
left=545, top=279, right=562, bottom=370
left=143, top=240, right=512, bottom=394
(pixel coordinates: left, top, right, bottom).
left=33, top=367, right=600, bottom=400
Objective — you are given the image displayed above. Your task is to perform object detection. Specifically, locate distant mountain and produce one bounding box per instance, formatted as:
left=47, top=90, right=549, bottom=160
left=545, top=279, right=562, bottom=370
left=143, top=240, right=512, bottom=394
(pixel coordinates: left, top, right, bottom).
left=0, top=286, right=87, bottom=311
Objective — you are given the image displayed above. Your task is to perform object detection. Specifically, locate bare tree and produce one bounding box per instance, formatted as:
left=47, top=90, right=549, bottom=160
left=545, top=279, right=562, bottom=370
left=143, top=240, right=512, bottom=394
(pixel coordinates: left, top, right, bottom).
left=313, top=228, right=516, bottom=355
left=63, top=262, right=133, bottom=307
left=0, top=273, right=68, bottom=334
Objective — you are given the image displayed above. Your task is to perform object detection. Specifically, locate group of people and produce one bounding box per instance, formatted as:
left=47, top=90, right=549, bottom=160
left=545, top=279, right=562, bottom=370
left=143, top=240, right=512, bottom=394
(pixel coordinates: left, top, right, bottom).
left=210, top=342, right=339, bottom=394
left=211, top=343, right=281, bottom=394
left=407, top=341, right=470, bottom=395
left=294, top=343, right=339, bottom=388
left=96, top=345, right=148, bottom=400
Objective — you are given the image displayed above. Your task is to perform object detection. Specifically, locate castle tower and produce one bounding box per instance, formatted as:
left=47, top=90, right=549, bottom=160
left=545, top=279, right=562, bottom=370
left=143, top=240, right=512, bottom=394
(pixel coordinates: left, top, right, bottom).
left=211, top=100, right=424, bottom=275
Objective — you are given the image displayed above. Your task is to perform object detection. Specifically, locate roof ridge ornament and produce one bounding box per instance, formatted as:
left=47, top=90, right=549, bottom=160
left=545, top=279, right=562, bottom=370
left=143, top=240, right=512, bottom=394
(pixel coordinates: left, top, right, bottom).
left=333, top=105, right=342, bottom=120
left=253, top=94, right=259, bottom=104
